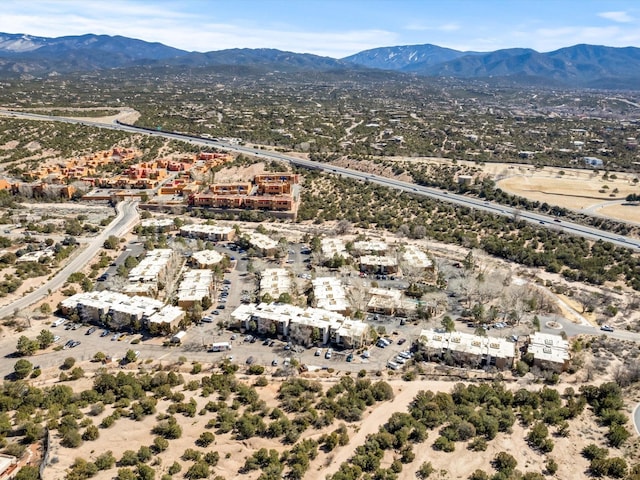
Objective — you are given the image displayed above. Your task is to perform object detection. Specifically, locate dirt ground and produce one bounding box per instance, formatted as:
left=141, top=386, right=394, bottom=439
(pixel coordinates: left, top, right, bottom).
left=39, top=366, right=625, bottom=480
left=387, top=156, right=640, bottom=224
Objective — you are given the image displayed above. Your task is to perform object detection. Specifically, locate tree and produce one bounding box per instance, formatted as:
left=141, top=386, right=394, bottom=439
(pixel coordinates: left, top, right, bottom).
left=417, top=462, right=434, bottom=479
left=62, top=357, right=76, bottom=370
left=125, top=349, right=138, bottom=364
left=95, top=451, right=116, bottom=470
left=39, top=303, right=52, bottom=314
left=14, top=466, right=39, bottom=480
left=13, top=359, right=33, bottom=379
left=37, top=329, right=55, bottom=349
left=153, top=436, right=169, bottom=453
left=103, top=235, right=120, bottom=250
left=185, top=461, right=211, bottom=479
left=137, top=464, right=155, bottom=480
left=493, top=452, right=517, bottom=474
left=82, top=424, right=100, bottom=441
left=93, top=351, right=106, bottom=362
left=441, top=316, right=455, bottom=333
left=16, top=335, right=38, bottom=356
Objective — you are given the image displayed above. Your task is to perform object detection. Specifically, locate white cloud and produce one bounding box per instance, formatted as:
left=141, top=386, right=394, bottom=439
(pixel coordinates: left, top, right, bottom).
left=404, top=22, right=459, bottom=32
left=598, top=11, right=634, bottom=23
left=438, top=23, right=460, bottom=32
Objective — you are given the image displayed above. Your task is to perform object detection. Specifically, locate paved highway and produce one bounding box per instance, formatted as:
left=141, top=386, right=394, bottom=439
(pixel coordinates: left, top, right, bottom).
left=0, top=199, right=139, bottom=319
left=1, top=109, right=638, bottom=251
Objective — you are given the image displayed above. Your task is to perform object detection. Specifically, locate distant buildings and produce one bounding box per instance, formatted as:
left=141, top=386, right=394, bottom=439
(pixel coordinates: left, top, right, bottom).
left=321, top=238, right=348, bottom=259
left=244, top=231, right=279, bottom=257
left=188, top=172, right=299, bottom=217
left=179, top=224, right=236, bottom=242
left=189, top=250, right=224, bottom=269
left=583, top=156, right=604, bottom=167
left=359, top=255, right=398, bottom=275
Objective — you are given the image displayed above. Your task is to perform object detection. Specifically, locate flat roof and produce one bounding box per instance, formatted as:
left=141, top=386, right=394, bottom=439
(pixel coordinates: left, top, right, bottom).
left=419, top=329, right=515, bottom=359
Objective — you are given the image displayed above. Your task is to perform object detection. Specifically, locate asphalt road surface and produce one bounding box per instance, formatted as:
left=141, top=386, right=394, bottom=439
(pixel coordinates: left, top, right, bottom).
left=1, top=109, right=636, bottom=251
left=0, top=199, right=139, bottom=319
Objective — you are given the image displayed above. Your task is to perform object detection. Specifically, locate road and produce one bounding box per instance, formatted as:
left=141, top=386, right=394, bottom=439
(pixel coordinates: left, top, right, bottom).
left=1, top=109, right=639, bottom=251
left=0, top=199, right=139, bottom=319
left=539, top=313, right=640, bottom=343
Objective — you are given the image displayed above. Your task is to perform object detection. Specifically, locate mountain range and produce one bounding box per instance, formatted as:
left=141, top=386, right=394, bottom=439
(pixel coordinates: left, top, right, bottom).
left=1, top=32, right=640, bottom=88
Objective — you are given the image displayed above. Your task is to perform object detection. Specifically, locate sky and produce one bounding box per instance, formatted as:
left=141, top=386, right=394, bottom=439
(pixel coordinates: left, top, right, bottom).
left=2, top=0, right=640, bottom=58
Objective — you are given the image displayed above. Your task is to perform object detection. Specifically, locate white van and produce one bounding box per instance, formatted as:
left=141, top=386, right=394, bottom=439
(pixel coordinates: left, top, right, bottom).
left=387, top=361, right=401, bottom=370
left=52, top=319, right=65, bottom=327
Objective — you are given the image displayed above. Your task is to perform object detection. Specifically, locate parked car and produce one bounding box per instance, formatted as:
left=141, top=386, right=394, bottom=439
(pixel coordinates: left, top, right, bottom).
left=315, top=348, right=322, bottom=356
left=202, top=316, right=214, bottom=323
left=86, top=326, right=97, bottom=335
left=346, top=353, right=354, bottom=362
left=397, top=338, right=406, bottom=345
left=246, top=356, right=255, bottom=365
left=325, top=348, right=333, bottom=360
left=100, top=330, right=110, bottom=337
left=271, top=359, right=278, bottom=366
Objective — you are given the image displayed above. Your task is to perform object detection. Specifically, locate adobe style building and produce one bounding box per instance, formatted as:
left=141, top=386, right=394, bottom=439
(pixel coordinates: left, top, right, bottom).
left=188, top=172, right=299, bottom=218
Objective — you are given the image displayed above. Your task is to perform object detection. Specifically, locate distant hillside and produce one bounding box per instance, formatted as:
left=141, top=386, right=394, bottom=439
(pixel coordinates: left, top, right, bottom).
left=0, top=33, right=347, bottom=76
left=1, top=32, right=640, bottom=88
left=345, top=43, right=640, bottom=88
left=342, top=44, right=477, bottom=70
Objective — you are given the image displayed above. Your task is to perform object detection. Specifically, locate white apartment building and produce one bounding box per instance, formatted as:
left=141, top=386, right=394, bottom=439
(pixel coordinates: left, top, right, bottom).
left=179, top=223, right=236, bottom=241
left=260, top=268, right=292, bottom=300
left=176, top=269, right=214, bottom=308
left=312, top=277, right=350, bottom=314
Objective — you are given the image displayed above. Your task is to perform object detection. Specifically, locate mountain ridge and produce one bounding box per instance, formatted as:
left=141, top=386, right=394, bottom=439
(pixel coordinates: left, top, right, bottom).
left=1, top=32, right=640, bottom=88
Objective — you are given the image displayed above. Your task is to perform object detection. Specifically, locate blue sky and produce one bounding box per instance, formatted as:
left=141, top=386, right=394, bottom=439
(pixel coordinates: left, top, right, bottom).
left=2, top=0, right=640, bottom=57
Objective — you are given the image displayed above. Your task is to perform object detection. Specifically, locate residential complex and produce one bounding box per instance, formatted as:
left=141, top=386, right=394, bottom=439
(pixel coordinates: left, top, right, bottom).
left=419, top=329, right=516, bottom=370
left=311, top=277, right=350, bottom=314
left=260, top=268, right=292, bottom=300
left=321, top=238, right=348, bottom=259
left=528, top=332, right=571, bottom=372
left=176, top=269, right=214, bottom=309
left=122, top=249, right=180, bottom=298
left=179, top=224, right=236, bottom=242
left=188, top=172, right=299, bottom=217
left=231, top=302, right=370, bottom=349
left=60, top=290, right=184, bottom=333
